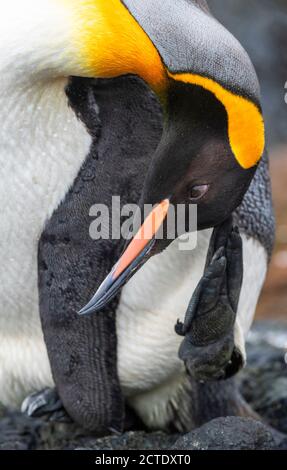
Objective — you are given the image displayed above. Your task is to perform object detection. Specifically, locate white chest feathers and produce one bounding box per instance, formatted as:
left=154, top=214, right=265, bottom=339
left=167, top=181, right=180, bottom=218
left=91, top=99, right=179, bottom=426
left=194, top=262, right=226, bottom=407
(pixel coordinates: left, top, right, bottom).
left=0, top=76, right=91, bottom=326
left=116, top=230, right=212, bottom=396
left=0, top=76, right=91, bottom=405
left=116, top=231, right=267, bottom=402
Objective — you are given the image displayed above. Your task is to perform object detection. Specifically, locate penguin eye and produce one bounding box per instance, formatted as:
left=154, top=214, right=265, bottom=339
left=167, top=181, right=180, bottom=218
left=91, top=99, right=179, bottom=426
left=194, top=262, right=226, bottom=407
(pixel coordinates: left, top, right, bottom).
left=188, top=184, right=209, bottom=201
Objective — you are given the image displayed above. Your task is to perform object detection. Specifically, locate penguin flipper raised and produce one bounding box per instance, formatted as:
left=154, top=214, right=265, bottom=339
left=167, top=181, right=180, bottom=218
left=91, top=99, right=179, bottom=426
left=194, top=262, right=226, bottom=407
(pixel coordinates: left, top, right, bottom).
left=176, top=218, right=244, bottom=381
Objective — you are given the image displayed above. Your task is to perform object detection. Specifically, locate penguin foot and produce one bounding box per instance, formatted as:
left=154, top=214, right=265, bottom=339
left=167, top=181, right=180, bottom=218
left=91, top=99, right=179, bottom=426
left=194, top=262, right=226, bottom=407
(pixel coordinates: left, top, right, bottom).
left=175, top=218, right=244, bottom=382
left=21, top=388, right=72, bottom=423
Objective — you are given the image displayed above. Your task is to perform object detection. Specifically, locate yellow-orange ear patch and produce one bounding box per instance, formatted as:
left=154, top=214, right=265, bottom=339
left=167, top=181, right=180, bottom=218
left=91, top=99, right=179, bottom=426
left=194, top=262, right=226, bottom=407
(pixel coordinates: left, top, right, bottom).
left=68, top=0, right=167, bottom=95
left=168, top=71, right=265, bottom=169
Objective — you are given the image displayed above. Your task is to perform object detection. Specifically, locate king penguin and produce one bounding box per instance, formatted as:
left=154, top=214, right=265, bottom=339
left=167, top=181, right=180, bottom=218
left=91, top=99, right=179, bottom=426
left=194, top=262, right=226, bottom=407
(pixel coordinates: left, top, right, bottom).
left=0, top=0, right=274, bottom=433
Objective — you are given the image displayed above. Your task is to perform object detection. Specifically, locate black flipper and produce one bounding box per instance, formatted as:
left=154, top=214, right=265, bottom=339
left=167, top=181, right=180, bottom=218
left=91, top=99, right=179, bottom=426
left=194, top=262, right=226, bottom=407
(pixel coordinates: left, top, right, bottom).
left=175, top=218, right=244, bottom=381
left=38, top=76, right=163, bottom=433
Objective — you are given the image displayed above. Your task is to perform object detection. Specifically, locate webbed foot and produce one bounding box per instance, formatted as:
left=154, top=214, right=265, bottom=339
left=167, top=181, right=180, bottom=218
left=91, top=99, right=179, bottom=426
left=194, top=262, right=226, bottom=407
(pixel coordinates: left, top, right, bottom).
left=176, top=218, right=244, bottom=381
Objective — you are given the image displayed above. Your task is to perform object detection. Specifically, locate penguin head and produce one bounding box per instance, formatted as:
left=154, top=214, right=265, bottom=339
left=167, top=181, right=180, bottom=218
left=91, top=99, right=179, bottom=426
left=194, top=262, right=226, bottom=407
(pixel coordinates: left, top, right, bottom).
left=78, top=79, right=261, bottom=315
left=142, top=80, right=257, bottom=233
left=77, top=0, right=265, bottom=314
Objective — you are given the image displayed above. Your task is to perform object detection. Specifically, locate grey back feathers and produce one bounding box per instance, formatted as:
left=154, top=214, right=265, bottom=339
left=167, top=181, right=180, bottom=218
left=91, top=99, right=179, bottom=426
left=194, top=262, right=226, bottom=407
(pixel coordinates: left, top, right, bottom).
left=122, top=0, right=261, bottom=104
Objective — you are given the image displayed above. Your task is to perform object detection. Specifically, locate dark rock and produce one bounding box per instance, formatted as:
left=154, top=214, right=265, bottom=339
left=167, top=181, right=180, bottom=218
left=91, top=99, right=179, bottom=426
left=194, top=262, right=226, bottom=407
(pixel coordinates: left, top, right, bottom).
left=1, top=321, right=287, bottom=449
left=238, top=321, right=287, bottom=434
left=173, top=417, right=287, bottom=450
left=69, top=432, right=178, bottom=451
left=0, top=410, right=177, bottom=450
left=0, top=411, right=42, bottom=450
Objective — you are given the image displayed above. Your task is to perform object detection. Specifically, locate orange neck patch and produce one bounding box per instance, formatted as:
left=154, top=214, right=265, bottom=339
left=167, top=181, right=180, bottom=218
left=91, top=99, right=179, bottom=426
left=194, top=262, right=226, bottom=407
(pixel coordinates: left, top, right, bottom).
left=69, top=0, right=167, bottom=95
left=168, top=72, right=265, bottom=169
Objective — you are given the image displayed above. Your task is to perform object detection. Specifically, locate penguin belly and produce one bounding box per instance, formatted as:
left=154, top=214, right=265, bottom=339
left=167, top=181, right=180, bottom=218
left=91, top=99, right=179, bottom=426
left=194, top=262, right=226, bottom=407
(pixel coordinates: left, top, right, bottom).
left=0, top=78, right=91, bottom=407
left=116, top=231, right=267, bottom=429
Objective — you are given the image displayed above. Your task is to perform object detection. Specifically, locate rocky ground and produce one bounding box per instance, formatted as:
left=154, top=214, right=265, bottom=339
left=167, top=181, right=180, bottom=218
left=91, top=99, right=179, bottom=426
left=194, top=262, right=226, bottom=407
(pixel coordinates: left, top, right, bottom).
left=1, top=321, right=287, bottom=450
left=1, top=1, right=286, bottom=453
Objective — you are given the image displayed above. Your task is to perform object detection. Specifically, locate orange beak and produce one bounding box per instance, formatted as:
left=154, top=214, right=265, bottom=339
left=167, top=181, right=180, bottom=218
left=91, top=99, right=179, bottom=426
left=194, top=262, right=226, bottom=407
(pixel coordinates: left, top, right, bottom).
left=78, top=199, right=170, bottom=315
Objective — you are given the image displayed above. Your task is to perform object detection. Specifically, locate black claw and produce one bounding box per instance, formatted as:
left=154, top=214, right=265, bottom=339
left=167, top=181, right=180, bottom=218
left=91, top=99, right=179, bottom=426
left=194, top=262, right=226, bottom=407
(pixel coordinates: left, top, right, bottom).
left=21, top=388, right=72, bottom=423
left=175, top=319, right=185, bottom=336
left=224, top=346, right=244, bottom=379
left=204, top=216, right=233, bottom=268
